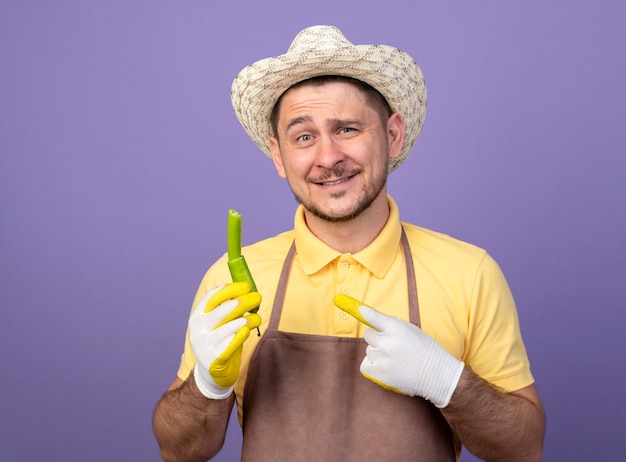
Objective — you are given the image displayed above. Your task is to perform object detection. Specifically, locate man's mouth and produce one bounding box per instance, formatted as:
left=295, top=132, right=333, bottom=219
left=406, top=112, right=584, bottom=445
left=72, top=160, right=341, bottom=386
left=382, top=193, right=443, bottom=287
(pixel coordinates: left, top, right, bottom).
left=315, top=173, right=358, bottom=186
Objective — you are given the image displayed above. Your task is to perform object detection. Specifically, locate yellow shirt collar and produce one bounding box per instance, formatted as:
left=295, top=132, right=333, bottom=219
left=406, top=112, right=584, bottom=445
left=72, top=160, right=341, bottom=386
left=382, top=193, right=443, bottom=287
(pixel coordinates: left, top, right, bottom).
left=293, top=195, right=402, bottom=278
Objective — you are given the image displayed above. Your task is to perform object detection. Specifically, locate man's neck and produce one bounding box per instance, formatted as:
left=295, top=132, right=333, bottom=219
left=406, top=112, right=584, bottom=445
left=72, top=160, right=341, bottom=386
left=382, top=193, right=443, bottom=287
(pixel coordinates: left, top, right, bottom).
left=303, top=194, right=390, bottom=254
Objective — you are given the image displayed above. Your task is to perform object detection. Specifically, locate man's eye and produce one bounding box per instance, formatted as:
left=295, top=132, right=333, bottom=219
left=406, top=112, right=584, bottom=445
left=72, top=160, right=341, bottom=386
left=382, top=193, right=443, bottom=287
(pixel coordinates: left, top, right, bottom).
left=340, top=127, right=355, bottom=134
left=297, top=134, right=313, bottom=142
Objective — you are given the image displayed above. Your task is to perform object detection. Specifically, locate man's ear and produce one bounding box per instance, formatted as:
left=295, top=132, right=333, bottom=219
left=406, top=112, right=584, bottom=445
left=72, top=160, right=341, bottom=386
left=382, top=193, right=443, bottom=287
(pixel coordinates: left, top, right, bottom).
left=386, top=113, right=405, bottom=161
left=270, top=136, right=287, bottom=178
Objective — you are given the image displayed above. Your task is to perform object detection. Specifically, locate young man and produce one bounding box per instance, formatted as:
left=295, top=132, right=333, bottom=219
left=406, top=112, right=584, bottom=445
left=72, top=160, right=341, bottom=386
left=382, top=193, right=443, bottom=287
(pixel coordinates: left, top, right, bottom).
left=153, top=25, right=545, bottom=461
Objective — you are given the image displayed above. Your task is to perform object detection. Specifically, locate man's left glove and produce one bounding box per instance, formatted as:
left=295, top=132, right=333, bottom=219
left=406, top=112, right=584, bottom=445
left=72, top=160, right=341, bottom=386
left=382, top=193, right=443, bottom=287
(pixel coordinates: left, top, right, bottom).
left=189, top=282, right=262, bottom=400
left=334, top=294, right=464, bottom=408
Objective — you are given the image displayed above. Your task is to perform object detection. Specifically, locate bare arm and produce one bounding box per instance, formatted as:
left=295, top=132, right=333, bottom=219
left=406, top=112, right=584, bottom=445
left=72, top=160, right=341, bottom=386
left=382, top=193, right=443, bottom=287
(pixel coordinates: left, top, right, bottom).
left=152, top=373, right=235, bottom=462
left=441, top=367, right=546, bottom=462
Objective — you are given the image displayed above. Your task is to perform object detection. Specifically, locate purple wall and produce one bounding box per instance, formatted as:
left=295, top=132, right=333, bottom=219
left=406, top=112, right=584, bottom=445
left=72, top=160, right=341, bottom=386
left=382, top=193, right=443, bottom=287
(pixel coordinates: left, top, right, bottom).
left=1, top=2, right=624, bottom=460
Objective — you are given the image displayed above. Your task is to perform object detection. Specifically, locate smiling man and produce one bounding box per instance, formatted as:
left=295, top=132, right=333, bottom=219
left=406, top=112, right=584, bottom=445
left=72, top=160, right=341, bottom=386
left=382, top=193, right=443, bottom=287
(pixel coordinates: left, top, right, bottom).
left=270, top=77, right=404, bottom=251
left=153, top=26, right=546, bottom=461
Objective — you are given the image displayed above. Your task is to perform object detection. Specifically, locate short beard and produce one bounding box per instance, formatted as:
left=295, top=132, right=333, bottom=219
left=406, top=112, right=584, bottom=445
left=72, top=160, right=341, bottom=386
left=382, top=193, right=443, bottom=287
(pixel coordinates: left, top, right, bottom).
left=291, top=164, right=388, bottom=223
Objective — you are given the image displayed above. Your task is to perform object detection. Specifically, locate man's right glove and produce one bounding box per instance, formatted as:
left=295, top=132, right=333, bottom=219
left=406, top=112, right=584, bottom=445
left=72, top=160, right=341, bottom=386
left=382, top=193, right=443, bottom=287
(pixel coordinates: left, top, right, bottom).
left=189, top=281, right=261, bottom=399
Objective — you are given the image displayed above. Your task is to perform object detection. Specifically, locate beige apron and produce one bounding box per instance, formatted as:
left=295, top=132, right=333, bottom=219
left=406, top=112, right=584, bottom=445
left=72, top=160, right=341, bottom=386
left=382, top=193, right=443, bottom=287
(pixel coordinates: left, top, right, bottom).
left=241, top=231, right=456, bottom=461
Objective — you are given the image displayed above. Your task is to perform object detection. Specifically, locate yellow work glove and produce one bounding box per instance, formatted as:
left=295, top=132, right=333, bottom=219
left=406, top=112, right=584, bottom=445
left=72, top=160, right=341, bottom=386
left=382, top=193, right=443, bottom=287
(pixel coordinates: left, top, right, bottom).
left=334, top=294, right=464, bottom=408
left=189, top=282, right=261, bottom=399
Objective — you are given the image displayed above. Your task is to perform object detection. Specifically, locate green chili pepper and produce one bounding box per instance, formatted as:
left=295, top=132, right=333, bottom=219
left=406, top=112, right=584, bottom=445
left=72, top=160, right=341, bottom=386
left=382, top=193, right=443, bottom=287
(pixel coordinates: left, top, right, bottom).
left=227, top=209, right=260, bottom=335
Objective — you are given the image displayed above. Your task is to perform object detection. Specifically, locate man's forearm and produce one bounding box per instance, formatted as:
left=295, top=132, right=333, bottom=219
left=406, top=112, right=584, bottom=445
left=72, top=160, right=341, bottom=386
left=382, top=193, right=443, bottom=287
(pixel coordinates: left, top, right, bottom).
left=441, top=367, right=545, bottom=462
left=152, top=374, right=234, bottom=462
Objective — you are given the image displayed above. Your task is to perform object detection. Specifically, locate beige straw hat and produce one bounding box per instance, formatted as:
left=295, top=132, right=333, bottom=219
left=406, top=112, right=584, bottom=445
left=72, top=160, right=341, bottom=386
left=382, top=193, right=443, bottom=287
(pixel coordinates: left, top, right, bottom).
left=231, top=25, right=427, bottom=173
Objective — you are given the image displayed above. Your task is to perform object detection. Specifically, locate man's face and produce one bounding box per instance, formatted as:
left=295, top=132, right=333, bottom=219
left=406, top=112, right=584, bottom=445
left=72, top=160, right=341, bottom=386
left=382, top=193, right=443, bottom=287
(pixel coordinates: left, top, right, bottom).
left=270, top=81, right=404, bottom=223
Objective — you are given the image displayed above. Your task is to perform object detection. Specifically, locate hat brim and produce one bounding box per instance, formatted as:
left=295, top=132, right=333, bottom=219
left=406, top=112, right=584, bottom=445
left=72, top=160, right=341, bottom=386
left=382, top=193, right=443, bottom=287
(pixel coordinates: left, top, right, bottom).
left=231, top=43, right=426, bottom=173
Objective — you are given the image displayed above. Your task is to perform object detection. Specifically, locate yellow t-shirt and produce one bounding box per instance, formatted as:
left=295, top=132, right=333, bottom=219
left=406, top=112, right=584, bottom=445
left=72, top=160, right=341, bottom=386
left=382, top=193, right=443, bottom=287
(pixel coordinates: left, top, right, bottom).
left=177, top=196, right=534, bottom=424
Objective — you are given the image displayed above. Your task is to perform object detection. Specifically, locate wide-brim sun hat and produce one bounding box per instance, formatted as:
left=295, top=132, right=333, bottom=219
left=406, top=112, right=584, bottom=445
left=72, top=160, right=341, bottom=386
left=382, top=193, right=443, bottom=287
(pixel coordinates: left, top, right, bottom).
left=231, top=25, right=427, bottom=173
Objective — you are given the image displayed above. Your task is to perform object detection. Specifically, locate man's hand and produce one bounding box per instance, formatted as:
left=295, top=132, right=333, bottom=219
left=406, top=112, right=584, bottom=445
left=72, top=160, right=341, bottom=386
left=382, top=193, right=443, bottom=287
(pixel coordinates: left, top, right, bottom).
left=334, top=294, right=464, bottom=408
left=189, top=282, right=262, bottom=399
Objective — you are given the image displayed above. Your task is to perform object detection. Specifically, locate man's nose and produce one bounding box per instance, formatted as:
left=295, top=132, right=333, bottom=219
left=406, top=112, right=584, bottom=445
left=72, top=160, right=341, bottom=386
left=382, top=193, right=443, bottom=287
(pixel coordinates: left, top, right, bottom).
left=315, top=135, right=345, bottom=169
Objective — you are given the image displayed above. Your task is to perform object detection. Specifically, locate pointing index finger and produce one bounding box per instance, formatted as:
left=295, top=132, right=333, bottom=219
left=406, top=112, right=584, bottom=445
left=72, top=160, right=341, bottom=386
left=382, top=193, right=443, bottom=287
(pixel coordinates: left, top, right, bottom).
left=333, top=294, right=376, bottom=329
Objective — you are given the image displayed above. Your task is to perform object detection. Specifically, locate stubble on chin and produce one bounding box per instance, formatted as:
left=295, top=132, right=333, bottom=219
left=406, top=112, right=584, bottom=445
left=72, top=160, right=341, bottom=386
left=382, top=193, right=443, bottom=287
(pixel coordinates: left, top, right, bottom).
left=292, top=178, right=386, bottom=224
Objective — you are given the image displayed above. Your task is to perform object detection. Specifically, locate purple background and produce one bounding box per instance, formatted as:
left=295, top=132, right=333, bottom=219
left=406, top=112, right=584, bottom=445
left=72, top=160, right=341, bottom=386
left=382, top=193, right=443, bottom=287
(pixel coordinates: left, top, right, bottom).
left=1, top=1, right=624, bottom=461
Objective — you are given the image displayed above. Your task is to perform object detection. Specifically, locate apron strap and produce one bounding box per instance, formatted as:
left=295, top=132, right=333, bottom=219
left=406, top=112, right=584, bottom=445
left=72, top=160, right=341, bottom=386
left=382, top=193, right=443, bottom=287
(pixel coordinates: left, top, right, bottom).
left=400, top=228, right=420, bottom=327
left=268, top=241, right=297, bottom=331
